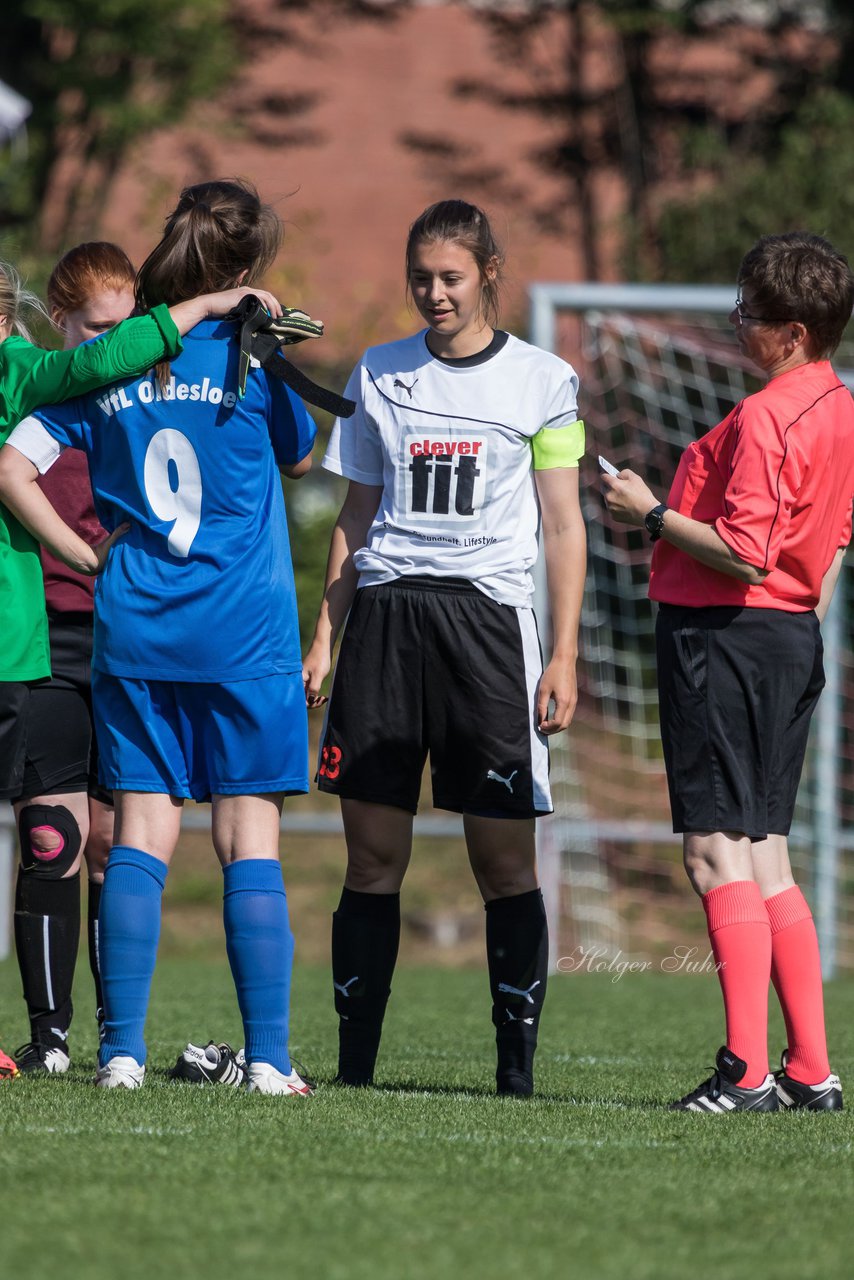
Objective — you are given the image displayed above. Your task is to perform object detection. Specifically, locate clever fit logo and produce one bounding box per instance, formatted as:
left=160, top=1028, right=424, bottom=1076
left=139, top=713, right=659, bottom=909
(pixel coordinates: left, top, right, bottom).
left=405, top=433, right=488, bottom=519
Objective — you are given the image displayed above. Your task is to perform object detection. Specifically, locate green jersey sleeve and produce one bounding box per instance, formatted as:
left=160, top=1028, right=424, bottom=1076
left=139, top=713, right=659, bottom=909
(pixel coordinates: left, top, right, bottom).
left=0, top=303, right=182, bottom=440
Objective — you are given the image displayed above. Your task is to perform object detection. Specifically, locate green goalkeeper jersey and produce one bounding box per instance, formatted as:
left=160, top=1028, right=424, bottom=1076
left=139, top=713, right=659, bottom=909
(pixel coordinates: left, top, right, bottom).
left=0, top=304, right=182, bottom=680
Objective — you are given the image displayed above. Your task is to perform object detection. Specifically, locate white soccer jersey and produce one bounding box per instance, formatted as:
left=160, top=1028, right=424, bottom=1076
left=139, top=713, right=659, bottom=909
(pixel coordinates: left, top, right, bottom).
left=323, top=331, right=582, bottom=607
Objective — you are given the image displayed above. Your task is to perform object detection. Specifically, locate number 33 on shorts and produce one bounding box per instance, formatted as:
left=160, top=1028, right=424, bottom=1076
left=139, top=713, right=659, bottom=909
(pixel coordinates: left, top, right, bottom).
left=319, top=744, right=342, bottom=779
left=143, top=428, right=202, bottom=557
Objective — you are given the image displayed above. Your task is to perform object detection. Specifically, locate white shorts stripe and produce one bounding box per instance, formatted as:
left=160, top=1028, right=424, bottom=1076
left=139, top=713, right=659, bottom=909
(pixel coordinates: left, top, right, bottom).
left=515, top=608, right=552, bottom=813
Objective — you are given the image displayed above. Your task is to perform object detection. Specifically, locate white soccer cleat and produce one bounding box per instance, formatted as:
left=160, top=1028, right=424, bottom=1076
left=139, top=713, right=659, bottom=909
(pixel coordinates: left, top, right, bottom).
left=95, top=1056, right=146, bottom=1089
left=246, top=1062, right=313, bottom=1096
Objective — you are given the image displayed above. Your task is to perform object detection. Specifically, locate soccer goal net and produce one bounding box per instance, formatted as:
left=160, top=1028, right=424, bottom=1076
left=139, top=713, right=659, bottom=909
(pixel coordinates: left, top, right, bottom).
left=531, top=284, right=854, bottom=978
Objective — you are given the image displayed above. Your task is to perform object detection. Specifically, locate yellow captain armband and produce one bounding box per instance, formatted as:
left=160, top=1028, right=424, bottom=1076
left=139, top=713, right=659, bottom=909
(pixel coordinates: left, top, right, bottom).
left=531, top=419, right=585, bottom=470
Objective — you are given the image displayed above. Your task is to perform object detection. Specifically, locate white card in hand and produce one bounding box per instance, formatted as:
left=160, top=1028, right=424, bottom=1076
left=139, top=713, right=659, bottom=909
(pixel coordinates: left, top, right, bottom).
left=598, top=455, right=620, bottom=477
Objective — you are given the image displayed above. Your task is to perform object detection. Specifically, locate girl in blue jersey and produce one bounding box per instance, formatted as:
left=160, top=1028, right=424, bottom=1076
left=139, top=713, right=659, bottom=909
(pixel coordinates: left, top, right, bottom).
left=0, top=180, right=316, bottom=1095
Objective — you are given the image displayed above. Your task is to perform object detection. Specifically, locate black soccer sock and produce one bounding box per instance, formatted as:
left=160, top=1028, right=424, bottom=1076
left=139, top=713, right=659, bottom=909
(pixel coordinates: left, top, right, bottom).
left=485, top=888, right=549, bottom=1096
left=87, top=880, right=105, bottom=1037
left=332, top=887, right=401, bottom=1086
left=14, top=870, right=81, bottom=1049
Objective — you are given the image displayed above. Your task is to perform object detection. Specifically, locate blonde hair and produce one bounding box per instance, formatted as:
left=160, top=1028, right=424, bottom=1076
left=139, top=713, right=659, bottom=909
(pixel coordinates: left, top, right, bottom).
left=0, top=259, right=50, bottom=343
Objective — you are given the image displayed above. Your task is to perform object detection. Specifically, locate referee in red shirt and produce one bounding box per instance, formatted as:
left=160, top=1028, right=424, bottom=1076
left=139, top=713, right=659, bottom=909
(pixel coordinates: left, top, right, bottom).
left=604, top=232, right=854, bottom=1113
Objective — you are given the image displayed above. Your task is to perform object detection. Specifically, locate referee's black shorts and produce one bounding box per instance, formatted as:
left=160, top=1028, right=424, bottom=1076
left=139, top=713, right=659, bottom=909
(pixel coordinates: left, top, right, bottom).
left=317, top=576, right=552, bottom=818
left=655, top=604, right=824, bottom=841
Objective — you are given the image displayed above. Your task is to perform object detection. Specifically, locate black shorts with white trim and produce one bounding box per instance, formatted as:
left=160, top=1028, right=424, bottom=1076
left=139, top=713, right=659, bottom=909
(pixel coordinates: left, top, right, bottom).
left=317, top=576, right=552, bottom=818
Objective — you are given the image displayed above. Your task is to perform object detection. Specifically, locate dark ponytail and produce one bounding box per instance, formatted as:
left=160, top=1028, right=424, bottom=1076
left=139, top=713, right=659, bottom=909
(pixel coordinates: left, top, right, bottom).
left=136, top=179, right=281, bottom=310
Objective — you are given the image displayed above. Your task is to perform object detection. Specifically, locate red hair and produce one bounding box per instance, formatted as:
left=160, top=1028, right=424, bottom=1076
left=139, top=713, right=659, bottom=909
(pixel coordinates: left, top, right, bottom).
left=47, top=242, right=136, bottom=315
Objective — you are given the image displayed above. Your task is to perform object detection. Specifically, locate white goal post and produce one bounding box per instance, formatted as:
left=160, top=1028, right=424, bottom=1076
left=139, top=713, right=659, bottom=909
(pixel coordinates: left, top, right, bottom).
left=530, top=282, right=853, bottom=978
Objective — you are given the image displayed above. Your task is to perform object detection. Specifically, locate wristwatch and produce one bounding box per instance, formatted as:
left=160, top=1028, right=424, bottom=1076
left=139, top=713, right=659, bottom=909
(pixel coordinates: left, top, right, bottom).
left=644, top=503, right=668, bottom=543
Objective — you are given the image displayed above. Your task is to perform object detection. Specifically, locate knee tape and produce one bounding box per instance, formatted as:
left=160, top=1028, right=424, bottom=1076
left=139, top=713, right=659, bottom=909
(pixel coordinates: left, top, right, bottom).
left=18, top=804, right=82, bottom=878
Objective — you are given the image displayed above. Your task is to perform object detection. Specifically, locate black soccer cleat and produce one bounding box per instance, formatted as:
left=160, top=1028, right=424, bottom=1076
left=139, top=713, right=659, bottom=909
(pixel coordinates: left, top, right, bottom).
left=496, top=1069, right=533, bottom=1098
left=170, top=1041, right=245, bottom=1087
left=775, top=1051, right=843, bottom=1111
left=670, top=1046, right=779, bottom=1113
left=14, top=1042, right=70, bottom=1075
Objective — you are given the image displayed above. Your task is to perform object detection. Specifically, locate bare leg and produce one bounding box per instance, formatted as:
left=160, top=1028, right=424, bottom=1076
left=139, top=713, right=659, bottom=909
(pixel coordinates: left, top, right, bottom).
left=212, top=792, right=283, bottom=865
left=683, top=830, right=755, bottom=895
left=83, top=796, right=114, bottom=884
left=113, top=791, right=184, bottom=865
left=82, top=795, right=115, bottom=1038
left=341, top=798, right=413, bottom=891
left=749, top=834, right=796, bottom=899
left=464, top=814, right=537, bottom=902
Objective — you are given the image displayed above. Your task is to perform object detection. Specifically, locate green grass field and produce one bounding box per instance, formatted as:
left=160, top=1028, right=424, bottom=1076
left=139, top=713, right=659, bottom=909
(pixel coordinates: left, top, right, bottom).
left=2, top=954, right=853, bottom=1280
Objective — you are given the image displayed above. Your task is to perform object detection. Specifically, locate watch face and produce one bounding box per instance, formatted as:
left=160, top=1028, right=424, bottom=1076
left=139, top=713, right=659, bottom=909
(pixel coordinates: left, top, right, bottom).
left=645, top=505, right=665, bottom=537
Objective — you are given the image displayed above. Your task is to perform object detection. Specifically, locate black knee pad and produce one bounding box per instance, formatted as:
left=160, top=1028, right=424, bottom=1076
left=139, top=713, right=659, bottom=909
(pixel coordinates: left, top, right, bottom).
left=18, top=804, right=82, bottom=878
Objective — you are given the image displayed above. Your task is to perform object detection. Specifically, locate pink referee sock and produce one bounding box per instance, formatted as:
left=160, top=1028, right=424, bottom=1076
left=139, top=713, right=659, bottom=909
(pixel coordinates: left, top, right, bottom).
left=765, top=885, right=831, bottom=1085
left=702, top=880, right=771, bottom=1087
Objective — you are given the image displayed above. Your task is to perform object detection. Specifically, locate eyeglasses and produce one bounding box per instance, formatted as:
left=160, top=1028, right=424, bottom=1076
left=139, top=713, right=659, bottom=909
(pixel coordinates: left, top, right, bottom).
left=734, top=294, right=784, bottom=324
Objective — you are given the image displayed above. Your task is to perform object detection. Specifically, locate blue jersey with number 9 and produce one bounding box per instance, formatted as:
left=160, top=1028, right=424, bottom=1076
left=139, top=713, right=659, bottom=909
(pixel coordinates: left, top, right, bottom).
left=30, top=319, right=316, bottom=681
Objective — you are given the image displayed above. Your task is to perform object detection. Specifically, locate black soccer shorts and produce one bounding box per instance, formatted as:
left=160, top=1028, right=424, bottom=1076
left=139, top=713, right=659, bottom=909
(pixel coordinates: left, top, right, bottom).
left=656, top=603, right=824, bottom=841
left=317, top=576, right=553, bottom=818
left=0, top=680, right=34, bottom=801
left=16, top=613, right=111, bottom=805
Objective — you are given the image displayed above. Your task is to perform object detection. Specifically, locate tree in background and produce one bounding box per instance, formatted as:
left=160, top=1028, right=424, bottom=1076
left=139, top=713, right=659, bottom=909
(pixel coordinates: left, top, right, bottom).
left=0, top=0, right=234, bottom=249
left=653, top=1, right=854, bottom=278
left=401, top=1, right=849, bottom=282
left=656, top=89, right=854, bottom=280
left=401, top=1, right=712, bottom=280
left=4, top=1, right=851, bottom=280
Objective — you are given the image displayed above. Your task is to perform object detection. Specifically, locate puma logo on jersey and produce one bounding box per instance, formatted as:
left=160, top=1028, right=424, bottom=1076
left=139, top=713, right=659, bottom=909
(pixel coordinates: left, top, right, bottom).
left=487, top=768, right=518, bottom=793
left=334, top=976, right=359, bottom=998
left=394, top=378, right=418, bottom=398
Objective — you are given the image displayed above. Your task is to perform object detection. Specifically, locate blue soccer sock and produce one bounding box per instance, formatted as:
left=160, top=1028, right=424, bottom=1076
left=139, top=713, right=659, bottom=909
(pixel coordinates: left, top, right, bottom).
left=98, top=846, right=168, bottom=1068
left=223, top=859, right=294, bottom=1074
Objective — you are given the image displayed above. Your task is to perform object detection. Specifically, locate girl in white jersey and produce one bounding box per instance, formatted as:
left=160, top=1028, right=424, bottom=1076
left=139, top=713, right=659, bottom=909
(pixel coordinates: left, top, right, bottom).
left=303, top=200, right=586, bottom=1095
